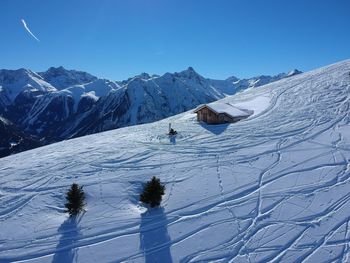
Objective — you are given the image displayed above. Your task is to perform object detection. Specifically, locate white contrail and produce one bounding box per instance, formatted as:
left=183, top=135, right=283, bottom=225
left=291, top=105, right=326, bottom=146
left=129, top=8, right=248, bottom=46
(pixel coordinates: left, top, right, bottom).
left=21, top=19, right=40, bottom=41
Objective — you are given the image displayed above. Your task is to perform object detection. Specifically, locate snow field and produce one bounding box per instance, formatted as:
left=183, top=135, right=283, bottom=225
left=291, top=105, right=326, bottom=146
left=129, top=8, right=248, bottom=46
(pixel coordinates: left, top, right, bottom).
left=0, top=60, right=349, bottom=262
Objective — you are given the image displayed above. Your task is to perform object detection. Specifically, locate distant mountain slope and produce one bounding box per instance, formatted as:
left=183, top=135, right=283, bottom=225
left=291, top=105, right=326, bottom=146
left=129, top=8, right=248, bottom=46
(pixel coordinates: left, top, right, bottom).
left=0, top=66, right=301, bottom=157
left=0, top=116, right=41, bottom=158
left=0, top=68, right=56, bottom=104
left=0, top=59, right=348, bottom=262
left=211, top=69, right=302, bottom=95
left=38, top=66, right=97, bottom=90
left=59, top=67, right=225, bottom=138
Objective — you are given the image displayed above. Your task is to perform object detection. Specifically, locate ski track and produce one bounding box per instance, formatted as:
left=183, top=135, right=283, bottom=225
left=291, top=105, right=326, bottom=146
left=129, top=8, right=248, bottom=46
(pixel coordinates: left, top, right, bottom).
left=0, top=60, right=350, bottom=262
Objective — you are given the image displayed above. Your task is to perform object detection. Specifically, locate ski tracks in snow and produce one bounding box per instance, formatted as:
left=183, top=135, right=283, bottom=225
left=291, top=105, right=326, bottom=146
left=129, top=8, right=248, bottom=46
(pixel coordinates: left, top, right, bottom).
left=1, top=60, right=350, bottom=262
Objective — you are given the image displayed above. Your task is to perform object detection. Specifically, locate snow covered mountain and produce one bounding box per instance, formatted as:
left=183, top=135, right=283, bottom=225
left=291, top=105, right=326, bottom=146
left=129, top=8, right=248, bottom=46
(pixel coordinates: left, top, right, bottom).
left=38, top=66, right=98, bottom=90
left=60, top=67, right=225, bottom=138
left=0, top=59, right=348, bottom=262
left=213, top=69, right=303, bottom=95
left=0, top=66, right=300, bottom=156
left=0, top=68, right=121, bottom=142
left=0, top=68, right=56, bottom=104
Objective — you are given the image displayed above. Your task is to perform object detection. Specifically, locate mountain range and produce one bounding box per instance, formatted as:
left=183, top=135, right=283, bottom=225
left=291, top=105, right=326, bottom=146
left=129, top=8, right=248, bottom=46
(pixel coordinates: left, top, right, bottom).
left=0, top=66, right=301, bottom=157
left=0, top=59, right=348, bottom=262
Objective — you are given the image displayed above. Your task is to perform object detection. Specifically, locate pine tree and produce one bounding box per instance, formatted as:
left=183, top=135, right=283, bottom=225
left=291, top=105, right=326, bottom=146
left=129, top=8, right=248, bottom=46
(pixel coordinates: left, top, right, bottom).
left=65, top=183, right=85, bottom=216
left=140, top=176, right=165, bottom=208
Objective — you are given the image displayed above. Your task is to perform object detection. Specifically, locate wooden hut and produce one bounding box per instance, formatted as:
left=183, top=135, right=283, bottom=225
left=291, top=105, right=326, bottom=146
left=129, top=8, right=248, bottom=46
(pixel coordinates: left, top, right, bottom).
left=194, top=102, right=253, bottom=124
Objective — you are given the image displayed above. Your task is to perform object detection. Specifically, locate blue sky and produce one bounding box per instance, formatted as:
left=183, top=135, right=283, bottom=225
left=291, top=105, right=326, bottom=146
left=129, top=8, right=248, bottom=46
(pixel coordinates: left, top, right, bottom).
left=1, top=0, right=349, bottom=80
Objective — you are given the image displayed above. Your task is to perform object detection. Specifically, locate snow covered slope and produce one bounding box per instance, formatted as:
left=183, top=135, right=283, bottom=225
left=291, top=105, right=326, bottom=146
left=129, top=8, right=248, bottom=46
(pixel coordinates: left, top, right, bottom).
left=0, top=60, right=349, bottom=262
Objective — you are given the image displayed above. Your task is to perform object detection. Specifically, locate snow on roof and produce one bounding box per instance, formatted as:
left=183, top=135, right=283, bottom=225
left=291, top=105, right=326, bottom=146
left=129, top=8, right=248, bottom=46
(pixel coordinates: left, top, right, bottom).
left=194, top=102, right=253, bottom=118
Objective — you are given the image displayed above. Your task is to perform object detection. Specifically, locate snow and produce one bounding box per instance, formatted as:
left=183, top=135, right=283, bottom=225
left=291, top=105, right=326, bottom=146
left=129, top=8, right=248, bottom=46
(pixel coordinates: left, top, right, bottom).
left=201, top=88, right=272, bottom=119
left=234, top=95, right=271, bottom=117
left=0, top=115, right=10, bottom=125
left=0, top=59, right=350, bottom=262
left=82, top=91, right=99, bottom=101
left=0, top=69, right=56, bottom=103
left=0, top=65, right=298, bottom=144
left=63, top=86, right=86, bottom=101
left=38, top=67, right=97, bottom=90
left=195, top=102, right=253, bottom=117
left=83, top=79, right=120, bottom=97
left=59, top=80, right=121, bottom=112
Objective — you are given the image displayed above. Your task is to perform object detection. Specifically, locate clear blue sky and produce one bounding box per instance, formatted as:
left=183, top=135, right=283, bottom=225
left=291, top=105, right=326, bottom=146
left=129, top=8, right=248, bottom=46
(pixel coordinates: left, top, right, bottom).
left=1, top=0, right=349, bottom=80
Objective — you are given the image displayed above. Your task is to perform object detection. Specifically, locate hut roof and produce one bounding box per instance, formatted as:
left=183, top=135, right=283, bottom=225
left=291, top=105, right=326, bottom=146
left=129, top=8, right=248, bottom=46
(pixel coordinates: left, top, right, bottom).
left=194, top=102, right=253, bottom=118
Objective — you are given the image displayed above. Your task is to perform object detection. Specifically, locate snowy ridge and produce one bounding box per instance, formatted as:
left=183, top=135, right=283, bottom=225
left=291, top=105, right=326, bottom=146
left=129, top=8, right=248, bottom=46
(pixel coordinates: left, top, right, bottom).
left=38, top=66, right=98, bottom=90
left=0, top=59, right=349, bottom=262
left=49, top=67, right=227, bottom=140
left=0, top=68, right=56, bottom=103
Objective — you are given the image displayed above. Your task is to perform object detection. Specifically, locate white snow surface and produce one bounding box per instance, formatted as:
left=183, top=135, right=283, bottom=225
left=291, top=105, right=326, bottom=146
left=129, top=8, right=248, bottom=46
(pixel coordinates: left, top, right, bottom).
left=0, top=60, right=350, bottom=262
left=234, top=95, right=271, bottom=116
left=195, top=102, right=253, bottom=118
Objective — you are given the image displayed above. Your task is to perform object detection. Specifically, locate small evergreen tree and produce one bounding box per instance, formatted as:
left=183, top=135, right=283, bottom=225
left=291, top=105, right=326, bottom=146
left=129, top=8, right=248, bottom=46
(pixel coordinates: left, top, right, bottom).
left=65, top=183, right=85, bottom=216
left=140, top=176, right=165, bottom=208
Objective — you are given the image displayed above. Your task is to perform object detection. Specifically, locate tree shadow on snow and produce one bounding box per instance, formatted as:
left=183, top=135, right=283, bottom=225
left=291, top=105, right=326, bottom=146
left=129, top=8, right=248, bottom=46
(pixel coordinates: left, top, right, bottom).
left=140, top=207, right=173, bottom=263
left=52, top=216, right=81, bottom=263
left=199, top=122, right=229, bottom=135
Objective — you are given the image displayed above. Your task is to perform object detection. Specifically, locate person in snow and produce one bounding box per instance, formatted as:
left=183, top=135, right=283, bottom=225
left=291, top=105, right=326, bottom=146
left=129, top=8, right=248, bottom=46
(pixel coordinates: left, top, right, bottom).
left=168, top=123, right=177, bottom=135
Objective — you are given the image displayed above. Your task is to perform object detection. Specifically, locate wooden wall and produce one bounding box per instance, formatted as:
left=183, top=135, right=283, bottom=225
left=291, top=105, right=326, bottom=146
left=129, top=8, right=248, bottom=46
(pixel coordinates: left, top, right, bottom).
left=196, top=107, right=233, bottom=124
left=196, top=106, right=248, bottom=124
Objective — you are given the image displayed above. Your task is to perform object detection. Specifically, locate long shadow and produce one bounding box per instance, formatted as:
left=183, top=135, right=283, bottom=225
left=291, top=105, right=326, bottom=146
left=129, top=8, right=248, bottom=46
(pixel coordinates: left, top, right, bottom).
left=199, top=122, right=229, bottom=135
left=52, top=217, right=80, bottom=263
left=140, top=208, right=173, bottom=263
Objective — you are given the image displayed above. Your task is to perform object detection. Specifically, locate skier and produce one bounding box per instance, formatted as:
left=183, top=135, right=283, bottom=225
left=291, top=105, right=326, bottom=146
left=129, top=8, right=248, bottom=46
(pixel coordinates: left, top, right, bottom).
left=168, top=123, right=177, bottom=135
